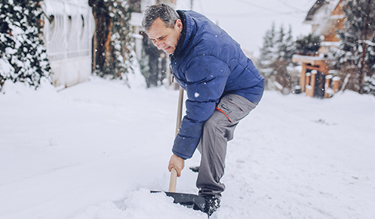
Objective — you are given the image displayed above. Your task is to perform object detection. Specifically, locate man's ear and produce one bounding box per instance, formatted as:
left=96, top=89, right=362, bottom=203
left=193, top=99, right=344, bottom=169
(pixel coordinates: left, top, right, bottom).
left=175, top=19, right=183, bottom=32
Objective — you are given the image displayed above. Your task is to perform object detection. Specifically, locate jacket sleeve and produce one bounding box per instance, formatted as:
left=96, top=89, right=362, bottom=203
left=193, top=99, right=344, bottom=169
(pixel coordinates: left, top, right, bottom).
left=172, top=55, right=230, bottom=159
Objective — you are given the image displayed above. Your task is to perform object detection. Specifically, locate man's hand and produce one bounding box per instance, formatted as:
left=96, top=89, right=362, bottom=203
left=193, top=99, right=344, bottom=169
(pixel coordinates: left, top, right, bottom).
left=168, top=154, right=185, bottom=177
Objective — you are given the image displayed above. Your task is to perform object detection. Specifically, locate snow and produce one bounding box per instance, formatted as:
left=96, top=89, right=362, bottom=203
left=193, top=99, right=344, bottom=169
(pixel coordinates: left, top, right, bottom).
left=1, top=78, right=375, bottom=219
left=273, top=81, right=283, bottom=90
left=333, top=76, right=340, bottom=81
left=293, top=55, right=325, bottom=61
left=0, top=57, right=14, bottom=76
left=359, top=40, right=375, bottom=46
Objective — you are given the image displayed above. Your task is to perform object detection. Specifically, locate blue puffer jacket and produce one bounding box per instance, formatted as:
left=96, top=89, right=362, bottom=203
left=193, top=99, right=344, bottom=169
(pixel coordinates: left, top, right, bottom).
left=170, top=10, right=264, bottom=159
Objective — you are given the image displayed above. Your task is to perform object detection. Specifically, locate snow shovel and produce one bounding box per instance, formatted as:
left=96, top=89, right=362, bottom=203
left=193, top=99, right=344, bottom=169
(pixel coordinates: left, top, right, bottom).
left=151, top=86, right=207, bottom=213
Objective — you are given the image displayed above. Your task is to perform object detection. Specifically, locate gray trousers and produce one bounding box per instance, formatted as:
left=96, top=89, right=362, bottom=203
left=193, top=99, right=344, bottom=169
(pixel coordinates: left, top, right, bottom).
left=197, top=94, right=257, bottom=196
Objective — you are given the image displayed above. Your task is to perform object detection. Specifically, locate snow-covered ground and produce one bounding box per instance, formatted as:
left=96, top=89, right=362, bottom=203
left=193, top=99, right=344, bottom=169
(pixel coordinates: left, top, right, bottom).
left=1, top=78, right=375, bottom=219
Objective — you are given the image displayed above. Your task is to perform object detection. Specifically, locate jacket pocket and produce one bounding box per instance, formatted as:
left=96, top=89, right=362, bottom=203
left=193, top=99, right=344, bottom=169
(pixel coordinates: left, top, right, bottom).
left=216, top=94, right=256, bottom=123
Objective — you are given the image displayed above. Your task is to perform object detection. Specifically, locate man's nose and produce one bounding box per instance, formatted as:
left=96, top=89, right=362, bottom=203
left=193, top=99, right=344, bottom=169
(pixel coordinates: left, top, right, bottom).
left=154, top=40, right=164, bottom=50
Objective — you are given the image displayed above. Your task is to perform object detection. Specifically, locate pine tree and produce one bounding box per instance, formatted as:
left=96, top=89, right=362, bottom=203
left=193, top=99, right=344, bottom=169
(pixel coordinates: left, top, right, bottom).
left=91, top=0, right=134, bottom=81
left=258, top=23, right=275, bottom=70
left=258, top=23, right=276, bottom=89
left=272, top=25, right=291, bottom=91
left=139, top=48, right=150, bottom=82
left=362, top=32, right=375, bottom=95
left=0, top=0, right=51, bottom=90
left=284, top=25, right=296, bottom=64
left=295, top=34, right=321, bottom=55
left=258, top=23, right=296, bottom=92
left=334, top=0, right=375, bottom=93
left=141, top=33, right=161, bottom=87
left=275, top=25, right=286, bottom=60
left=363, top=75, right=375, bottom=95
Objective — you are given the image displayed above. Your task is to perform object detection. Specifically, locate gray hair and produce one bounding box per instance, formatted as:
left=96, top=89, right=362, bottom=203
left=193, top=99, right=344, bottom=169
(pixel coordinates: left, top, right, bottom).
left=142, top=4, right=180, bottom=31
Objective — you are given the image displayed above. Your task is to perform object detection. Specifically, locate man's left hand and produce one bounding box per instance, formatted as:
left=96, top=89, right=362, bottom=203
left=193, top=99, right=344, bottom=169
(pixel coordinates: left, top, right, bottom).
left=168, top=154, right=185, bottom=177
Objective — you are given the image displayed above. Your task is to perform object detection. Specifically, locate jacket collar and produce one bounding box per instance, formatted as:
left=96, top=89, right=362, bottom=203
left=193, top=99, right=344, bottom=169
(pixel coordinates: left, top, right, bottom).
left=172, top=10, right=194, bottom=58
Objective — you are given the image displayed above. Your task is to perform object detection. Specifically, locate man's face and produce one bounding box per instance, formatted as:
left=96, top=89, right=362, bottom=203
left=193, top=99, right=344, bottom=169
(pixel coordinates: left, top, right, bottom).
left=146, top=18, right=182, bottom=55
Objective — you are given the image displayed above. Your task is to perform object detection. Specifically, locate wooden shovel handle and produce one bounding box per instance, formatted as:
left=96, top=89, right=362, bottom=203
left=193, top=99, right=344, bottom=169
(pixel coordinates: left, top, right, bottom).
left=175, top=86, right=184, bottom=136
left=169, top=168, right=178, bottom=192
left=169, top=86, right=184, bottom=193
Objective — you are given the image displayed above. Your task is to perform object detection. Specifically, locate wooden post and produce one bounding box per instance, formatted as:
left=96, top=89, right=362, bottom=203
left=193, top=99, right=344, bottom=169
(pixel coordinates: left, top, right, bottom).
left=306, top=73, right=311, bottom=86
left=92, top=8, right=97, bottom=73
left=333, top=76, right=340, bottom=93
left=324, top=75, right=332, bottom=98
left=305, top=73, right=311, bottom=97
left=300, top=63, right=307, bottom=93
left=310, top=70, right=317, bottom=98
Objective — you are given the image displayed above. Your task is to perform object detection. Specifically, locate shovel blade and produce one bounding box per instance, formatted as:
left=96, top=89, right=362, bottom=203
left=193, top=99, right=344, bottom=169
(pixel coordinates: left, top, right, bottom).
left=151, top=191, right=206, bottom=213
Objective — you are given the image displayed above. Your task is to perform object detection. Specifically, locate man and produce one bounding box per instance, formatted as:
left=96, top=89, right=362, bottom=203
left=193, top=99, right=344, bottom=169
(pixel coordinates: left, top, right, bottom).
left=142, top=4, right=264, bottom=215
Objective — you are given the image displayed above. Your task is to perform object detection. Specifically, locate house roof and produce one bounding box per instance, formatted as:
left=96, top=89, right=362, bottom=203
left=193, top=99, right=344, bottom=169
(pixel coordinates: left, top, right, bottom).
left=304, top=0, right=341, bottom=24
left=304, top=0, right=327, bottom=23
left=304, top=0, right=343, bottom=36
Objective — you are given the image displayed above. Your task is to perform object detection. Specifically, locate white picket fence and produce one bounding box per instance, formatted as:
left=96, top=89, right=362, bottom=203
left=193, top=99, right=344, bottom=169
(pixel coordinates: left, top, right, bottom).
left=41, top=0, right=95, bottom=89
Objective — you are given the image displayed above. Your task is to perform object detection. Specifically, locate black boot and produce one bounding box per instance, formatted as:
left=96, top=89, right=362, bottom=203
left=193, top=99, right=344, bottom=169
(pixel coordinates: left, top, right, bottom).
left=203, top=194, right=221, bottom=216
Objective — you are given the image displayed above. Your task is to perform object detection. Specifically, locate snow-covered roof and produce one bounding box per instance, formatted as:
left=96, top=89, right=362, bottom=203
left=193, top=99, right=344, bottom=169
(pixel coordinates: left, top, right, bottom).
left=292, top=54, right=326, bottom=61
left=304, top=0, right=327, bottom=24
left=304, top=0, right=341, bottom=24
left=292, top=54, right=329, bottom=66
left=321, top=41, right=341, bottom=47
left=304, top=0, right=343, bottom=36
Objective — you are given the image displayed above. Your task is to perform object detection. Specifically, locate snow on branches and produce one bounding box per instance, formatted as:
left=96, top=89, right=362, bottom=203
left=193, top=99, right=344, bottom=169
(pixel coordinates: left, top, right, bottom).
left=333, top=0, right=375, bottom=94
left=0, top=0, right=51, bottom=90
left=91, top=0, right=134, bottom=81
left=258, top=23, right=296, bottom=92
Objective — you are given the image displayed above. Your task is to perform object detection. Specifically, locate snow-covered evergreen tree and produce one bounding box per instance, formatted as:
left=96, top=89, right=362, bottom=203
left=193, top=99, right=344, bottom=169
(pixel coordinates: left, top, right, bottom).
left=91, top=0, right=134, bottom=80
left=272, top=25, right=290, bottom=90
left=258, top=23, right=276, bottom=71
left=141, top=33, right=161, bottom=88
left=362, top=32, right=375, bottom=95
left=258, top=23, right=295, bottom=92
left=0, top=0, right=51, bottom=90
left=258, top=23, right=276, bottom=89
left=363, top=75, right=375, bottom=95
left=272, top=25, right=296, bottom=91
left=333, top=0, right=375, bottom=93
left=139, top=47, right=150, bottom=85
left=284, top=25, right=296, bottom=64
left=295, top=34, right=321, bottom=56
left=275, top=25, right=286, bottom=59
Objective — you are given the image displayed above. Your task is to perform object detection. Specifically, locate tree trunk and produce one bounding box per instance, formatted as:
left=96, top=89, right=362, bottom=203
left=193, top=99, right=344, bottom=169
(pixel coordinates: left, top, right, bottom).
left=92, top=8, right=97, bottom=73
left=359, top=0, right=372, bottom=93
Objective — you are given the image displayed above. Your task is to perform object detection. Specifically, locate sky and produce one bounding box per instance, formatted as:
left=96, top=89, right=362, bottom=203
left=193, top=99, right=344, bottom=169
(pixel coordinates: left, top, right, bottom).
left=176, top=0, right=316, bottom=57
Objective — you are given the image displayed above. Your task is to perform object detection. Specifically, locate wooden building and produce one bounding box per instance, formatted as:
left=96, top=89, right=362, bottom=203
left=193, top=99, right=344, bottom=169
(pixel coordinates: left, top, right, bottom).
left=292, top=0, right=344, bottom=98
